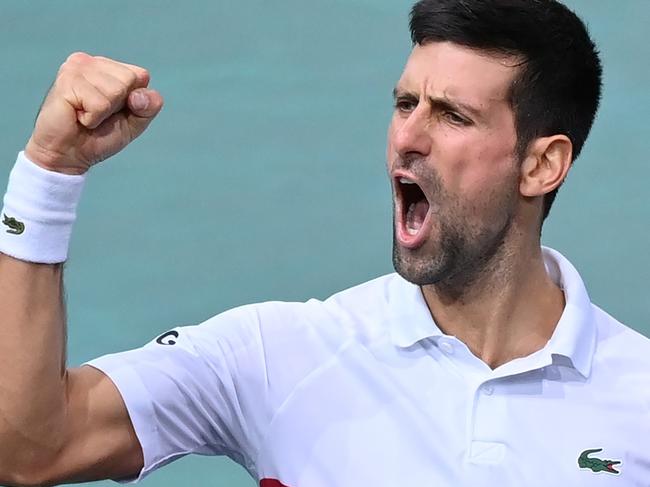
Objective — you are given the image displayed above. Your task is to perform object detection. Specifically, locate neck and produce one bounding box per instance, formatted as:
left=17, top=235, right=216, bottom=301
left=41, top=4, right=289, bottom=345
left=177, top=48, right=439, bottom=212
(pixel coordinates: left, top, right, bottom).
left=420, top=241, right=565, bottom=369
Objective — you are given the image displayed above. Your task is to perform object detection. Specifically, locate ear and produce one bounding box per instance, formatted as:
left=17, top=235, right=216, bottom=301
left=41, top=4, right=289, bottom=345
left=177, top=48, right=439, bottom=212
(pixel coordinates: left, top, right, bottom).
left=519, top=135, right=573, bottom=198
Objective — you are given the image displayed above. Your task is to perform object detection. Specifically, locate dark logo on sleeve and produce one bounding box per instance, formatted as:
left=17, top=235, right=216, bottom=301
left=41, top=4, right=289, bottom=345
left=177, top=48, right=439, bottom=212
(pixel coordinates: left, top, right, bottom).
left=156, top=330, right=179, bottom=345
left=3, top=214, right=25, bottom=235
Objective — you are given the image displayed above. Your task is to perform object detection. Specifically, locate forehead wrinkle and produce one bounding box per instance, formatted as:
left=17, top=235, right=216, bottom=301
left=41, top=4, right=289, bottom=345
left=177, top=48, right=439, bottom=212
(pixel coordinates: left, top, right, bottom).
left=394, top=82, right=489, bottom=122
left=398, top=48, right=517, bottom=114
left=395, top=65, right=516, bottom=130
left=436, top=90, right=486, bottom=121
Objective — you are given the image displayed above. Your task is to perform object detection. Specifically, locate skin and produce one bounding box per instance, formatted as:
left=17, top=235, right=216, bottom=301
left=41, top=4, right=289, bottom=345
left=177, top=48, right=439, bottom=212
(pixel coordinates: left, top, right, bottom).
left=388, top=42, right=572, bottom=369
left=0, top=43, right=573, bottom=484
left=0, top=52, right=161, bottom=484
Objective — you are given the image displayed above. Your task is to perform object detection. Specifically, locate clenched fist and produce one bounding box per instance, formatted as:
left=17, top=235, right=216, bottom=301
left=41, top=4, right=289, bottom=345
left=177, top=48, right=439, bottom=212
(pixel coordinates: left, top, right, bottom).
left=24, top=52, right=164, bottom=175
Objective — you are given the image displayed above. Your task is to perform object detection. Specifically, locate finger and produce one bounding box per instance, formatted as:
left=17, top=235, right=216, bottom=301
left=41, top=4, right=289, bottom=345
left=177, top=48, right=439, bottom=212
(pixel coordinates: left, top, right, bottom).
left=66, top=52, right=149, bottom=91
left=93, top=55, right=149, bottom=79
left=125, top=89, right=164, bottom=138
left=126, top=88, right=164, bottom=119
left=59, top=74, right=114, bottom=129
left=80, top=70, right=130, bottom=115
left=93, top=55, right=150, bottom=89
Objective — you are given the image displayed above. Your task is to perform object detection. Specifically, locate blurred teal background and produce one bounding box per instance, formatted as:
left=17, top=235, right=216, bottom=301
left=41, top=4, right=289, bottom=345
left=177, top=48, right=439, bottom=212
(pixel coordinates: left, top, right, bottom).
left=0, top=1, right=647, bottom=485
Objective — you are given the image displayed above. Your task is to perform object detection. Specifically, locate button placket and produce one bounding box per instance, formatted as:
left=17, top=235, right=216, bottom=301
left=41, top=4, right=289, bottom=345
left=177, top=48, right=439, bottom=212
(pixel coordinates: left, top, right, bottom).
left=466, top=379, right=508, bottom=466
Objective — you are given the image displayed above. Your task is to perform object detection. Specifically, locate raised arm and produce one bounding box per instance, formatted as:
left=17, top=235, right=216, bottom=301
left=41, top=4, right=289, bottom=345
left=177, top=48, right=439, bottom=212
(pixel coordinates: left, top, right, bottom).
left=0, top=52, right=163, bottom=486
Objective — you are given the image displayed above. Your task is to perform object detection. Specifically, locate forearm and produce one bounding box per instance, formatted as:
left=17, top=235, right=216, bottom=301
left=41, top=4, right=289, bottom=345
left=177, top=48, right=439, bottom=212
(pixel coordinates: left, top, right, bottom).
left=0, top=53, right=162, bottom=486
left=0, top=255, right=68, bottom=473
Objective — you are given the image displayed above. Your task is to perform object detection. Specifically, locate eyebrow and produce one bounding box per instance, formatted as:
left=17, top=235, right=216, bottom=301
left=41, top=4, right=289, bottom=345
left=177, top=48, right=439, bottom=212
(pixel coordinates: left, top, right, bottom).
left=392, top=87, right=485, bottom=122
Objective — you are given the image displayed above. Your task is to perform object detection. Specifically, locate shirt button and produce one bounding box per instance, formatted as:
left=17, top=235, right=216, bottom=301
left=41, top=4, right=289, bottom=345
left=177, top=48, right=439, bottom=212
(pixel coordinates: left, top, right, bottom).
left=439, top=341, right=454, bottom=355
left=482, top=384, right=494, bottom=396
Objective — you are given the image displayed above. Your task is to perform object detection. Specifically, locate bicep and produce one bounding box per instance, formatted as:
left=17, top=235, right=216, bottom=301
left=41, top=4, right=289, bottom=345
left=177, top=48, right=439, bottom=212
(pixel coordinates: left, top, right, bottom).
left=42, top=365, right=143, bottom=484
left=38, top=306, right=278, bottom=484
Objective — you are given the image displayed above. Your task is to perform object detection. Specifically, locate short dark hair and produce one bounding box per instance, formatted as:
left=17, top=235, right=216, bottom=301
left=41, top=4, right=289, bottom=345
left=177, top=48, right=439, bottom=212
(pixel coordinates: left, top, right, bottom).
left=410, top=0, right=603, bottom=222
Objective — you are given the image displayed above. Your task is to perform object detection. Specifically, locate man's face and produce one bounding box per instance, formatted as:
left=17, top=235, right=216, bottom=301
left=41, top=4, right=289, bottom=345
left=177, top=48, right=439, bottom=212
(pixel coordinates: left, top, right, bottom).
left=387, top=42, right=522, bottom=287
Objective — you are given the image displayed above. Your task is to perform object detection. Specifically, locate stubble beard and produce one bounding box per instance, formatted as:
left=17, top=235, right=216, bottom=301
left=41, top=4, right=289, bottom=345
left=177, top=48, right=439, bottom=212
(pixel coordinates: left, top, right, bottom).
left=392, top=167, right=517, bottom=295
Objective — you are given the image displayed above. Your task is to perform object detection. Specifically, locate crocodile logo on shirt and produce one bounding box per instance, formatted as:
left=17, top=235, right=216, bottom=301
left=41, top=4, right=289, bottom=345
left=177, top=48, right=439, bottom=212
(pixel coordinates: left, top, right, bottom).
left=578, top=448, right=621, bottom=475
left=2, top=214, right=25, bottom=235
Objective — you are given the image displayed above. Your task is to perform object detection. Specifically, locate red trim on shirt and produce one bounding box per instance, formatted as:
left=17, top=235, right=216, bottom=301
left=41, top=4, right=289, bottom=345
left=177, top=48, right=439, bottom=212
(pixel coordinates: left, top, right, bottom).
left=260, top=479, right=291, bottom=487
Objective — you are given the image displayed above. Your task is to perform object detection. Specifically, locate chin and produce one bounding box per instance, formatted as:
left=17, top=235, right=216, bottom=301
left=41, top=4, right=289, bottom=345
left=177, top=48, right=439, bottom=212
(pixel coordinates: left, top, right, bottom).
left=392, top=238, right=449, bottom=286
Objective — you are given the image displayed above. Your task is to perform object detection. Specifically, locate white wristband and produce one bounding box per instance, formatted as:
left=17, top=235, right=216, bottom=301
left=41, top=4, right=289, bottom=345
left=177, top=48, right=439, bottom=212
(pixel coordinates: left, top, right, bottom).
left=0, top=151, right=86, bottom=264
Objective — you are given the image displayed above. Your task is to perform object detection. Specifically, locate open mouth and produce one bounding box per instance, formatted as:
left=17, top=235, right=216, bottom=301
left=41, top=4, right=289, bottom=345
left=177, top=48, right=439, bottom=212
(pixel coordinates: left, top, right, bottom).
left=395, top=176, right=431, bottom=249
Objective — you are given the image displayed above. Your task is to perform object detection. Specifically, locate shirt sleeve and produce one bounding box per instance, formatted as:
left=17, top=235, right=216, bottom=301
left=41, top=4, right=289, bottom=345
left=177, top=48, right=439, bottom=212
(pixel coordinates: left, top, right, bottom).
left=85, top=303, right=274, bottom=482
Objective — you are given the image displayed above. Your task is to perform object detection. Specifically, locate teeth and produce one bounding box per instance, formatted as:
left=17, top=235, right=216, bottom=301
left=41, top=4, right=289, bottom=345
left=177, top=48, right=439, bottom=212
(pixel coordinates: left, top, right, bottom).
left=399, top=177, right=416, bottom=184
left=406, top=227, right=418, bottom=236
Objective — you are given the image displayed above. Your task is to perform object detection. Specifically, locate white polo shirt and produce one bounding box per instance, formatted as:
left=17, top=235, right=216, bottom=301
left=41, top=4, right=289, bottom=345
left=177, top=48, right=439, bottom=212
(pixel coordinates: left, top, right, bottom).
left=87, top=246, right=650, bottom=486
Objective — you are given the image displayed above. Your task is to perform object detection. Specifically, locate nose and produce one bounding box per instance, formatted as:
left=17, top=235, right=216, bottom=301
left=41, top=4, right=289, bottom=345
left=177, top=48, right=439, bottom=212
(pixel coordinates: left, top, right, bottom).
left=391, top=105, right=432, bottom=162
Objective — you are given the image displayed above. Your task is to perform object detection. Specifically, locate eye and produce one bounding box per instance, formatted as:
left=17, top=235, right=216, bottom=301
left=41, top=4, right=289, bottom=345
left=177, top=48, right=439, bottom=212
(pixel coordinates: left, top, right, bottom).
left=394, top=97, right=417, bottom=113
left=442, top=111, right=470, bottom=126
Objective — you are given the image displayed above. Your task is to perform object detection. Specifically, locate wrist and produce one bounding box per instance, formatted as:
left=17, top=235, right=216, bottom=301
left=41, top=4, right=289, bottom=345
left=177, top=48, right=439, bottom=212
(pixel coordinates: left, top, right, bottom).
left=0, top=151, right=86, bottom=263
left=24, top=139, right=88, bottom=176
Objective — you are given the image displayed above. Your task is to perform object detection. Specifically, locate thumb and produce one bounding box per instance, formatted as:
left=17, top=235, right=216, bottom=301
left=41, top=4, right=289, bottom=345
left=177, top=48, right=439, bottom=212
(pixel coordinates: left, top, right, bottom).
left=125, top=88, right=164, bottom=138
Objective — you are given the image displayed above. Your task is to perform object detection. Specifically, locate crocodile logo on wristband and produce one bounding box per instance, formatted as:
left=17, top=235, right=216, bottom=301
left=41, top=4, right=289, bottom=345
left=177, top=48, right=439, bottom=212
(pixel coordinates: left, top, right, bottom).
left=2, top=214, right=25, bottom=235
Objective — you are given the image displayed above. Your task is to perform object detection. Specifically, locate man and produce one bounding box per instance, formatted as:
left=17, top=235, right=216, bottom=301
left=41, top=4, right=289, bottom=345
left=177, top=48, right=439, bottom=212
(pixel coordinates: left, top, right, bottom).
left=0, top=0, right=647, bottom=486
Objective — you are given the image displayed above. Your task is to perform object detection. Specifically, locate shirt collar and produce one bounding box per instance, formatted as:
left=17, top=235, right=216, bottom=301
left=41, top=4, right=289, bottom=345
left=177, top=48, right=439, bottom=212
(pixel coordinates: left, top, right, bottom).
left=388, top=246, right=596, bottom=378
left=541, top=246, right=596, bottom=378
left=388, top=275, right=444, bottom=348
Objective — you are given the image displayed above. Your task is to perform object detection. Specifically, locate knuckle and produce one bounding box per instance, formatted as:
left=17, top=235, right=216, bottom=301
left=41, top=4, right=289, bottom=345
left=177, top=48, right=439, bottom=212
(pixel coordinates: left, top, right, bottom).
left=109, top=84, right=128, bottom=101
left=66, top=51, right=90, bottom=64
left=58, top=61, right=74, bottom=76
left=54, top=67, right=69, bottom=84
left=96, top=97, right=112, bottom=114
left=125, top=70, right=138, bottom=86
left=53, top=71, right=77, bottom=93
left=59, top=58, right=87, bottom=77
left=64, top=72, right=84, bottom=88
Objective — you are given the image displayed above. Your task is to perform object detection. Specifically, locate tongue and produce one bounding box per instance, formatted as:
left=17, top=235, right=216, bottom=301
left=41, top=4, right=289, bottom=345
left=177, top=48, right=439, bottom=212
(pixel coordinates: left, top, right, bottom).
left=406, top=199, right=429, bottom=234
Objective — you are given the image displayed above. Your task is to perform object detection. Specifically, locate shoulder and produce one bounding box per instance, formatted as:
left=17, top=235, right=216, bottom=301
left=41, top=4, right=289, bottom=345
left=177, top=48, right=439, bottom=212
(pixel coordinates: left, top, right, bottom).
left=591, top=305, right=650, bottom=393
left=592, top=304, right=650, bottom=361
left=184, top=273, right=401, bottom=393
left=191, top=273, right=401, bottom=352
